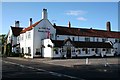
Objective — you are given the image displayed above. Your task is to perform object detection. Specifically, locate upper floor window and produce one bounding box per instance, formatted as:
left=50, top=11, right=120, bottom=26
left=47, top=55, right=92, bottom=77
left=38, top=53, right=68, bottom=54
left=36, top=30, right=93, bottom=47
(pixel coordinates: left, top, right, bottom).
left=96, top=38, right=99, bottom=42
left=26, top=33, right=28, bottom=39
left=72, top=37, right=75, bottom=41
left=17, top=36, right=20, bottom=42
left=93, top=37, right=95, bottom=42
left=115, top=39, right=120, bottom=43
left=102, top=38, right=107, bottom=42
left=85, top=37, right=90, bottom=42
left=21, top=47, right=24, bottom=53
left=21, top=34, right=24, bottom=41
left=28, top=32, right=31, bottom=39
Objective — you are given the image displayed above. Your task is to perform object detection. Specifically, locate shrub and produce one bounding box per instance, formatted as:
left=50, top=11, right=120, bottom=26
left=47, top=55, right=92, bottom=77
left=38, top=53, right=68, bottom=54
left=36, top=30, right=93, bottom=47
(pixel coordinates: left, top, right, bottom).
left=19, top=53, right=24, bottom=57
left=9, top=52, right=19, bottom=57
left=24, top=53, right=31, bottom=56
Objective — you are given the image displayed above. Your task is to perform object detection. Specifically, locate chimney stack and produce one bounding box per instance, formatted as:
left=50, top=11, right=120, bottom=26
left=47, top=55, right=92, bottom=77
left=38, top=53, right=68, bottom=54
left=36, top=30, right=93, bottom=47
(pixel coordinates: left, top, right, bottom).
left=42, top=8, right=47, bottom=19
left=30, top=18, right=32, bottom=26
left=68, top=21, right=71, bottom=28
left=106, top=21, right=111, bottom=31
left=15, top=21, right=20, bottom=27
left=53, top=23, right=56, bottom=26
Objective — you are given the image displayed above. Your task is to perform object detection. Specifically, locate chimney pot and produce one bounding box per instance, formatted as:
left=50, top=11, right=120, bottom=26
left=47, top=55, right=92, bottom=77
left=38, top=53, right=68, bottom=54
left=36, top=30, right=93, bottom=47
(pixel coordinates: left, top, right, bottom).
left=106, top=21, right=111, bottom=31
left=15, top=21, right=20, bottom=27
left=30, top=18, right=32, bottom=26
left=42, top=8, right=48, bottom=19
left=53, top=23, right=56, bottom=26
left=68, top=21, right=71, bottom=28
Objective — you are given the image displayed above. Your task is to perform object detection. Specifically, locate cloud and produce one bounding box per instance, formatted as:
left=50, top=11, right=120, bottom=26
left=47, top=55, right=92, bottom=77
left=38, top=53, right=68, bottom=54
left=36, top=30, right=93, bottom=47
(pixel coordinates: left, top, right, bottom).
left=77, top=17, right=87, bottom=21
left=66, top=10, right=87, bottom=16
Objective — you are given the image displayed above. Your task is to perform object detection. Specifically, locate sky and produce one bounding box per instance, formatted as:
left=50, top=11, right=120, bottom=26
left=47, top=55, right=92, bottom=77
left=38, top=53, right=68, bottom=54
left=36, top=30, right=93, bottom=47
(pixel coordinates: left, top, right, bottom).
left=1, top=2, right=119, bottom=34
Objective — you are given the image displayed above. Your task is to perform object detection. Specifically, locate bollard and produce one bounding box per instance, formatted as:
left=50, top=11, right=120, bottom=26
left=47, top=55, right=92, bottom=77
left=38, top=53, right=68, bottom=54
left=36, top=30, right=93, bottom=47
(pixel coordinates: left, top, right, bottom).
left=86, top=58, right=89, bottom=64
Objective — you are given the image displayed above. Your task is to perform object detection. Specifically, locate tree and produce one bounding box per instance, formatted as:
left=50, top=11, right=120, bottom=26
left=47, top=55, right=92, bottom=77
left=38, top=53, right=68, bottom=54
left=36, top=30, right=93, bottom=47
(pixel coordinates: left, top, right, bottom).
left=0, top=34, right=6, bottom=55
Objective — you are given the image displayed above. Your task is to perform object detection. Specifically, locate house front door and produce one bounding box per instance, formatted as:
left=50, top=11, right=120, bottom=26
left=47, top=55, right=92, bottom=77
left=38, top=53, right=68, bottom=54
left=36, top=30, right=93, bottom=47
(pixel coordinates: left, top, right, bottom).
left=66, top=48, right=71, bottom=58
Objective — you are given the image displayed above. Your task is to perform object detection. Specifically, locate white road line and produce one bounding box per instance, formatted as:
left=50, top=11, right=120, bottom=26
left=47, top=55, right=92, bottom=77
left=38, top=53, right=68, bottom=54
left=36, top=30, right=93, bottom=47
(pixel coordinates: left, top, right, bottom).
left=3, top=60, right=85, bottom=80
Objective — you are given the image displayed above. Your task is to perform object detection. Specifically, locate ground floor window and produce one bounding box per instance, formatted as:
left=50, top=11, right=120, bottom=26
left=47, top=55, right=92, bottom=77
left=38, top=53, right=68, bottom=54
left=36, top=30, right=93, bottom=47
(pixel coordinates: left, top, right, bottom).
left=82, top=48, right=85, bottom=51
left=28, top=47, right=31, bottom=53
left=72, top=49, right=75, bottom=52
left=95, top=48, right=97, bottom=53
left=82, top=48, right=88, bottom=54
left=92, top=48, right=94, bottom=51
left=76, top=49, right=81, bottom=54
left=26, top=47, right=27, bottom=53
left=16, top=47, right=20, bottom=53
left=102, top=48, right=106, bottom=51
left=22, top=48, right=24, bottom=53
left=53, top=48, right=58, bottom=54
left=55, top=50, right=58, bottom=54
left=36, top=48, right=40, bottom=55
left=62, top=48, right=65, bottom=52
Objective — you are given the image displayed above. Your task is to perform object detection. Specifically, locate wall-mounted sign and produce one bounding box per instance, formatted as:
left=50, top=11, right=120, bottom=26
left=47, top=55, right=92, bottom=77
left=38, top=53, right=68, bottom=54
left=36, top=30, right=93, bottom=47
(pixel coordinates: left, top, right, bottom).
left=38, top=27, right=50, bottom=38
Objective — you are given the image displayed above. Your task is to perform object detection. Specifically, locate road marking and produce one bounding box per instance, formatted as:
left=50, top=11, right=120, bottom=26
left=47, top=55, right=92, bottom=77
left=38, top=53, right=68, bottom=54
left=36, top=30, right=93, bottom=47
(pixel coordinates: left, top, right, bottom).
left=3, top=60, right=85, bottom=80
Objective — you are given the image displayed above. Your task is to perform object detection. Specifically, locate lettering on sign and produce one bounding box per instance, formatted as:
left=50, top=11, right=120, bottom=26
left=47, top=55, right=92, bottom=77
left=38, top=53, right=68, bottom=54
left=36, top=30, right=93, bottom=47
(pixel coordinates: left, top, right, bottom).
left=38, top=27, right=51, bottom=38
left=38, top=30, right=48, bottom=32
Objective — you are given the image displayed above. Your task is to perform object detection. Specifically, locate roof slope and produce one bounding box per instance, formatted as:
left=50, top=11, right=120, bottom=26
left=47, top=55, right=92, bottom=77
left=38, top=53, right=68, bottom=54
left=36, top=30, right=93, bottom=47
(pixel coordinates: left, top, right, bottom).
left=54, top=25, right=120, bottom=38
left=52, top=39, right=113, bottom=48
left=11, top=27, right=23, bottom=36
left=73, top=41, right=113, bottom=48
left=21, top=19, right=43, bottom=33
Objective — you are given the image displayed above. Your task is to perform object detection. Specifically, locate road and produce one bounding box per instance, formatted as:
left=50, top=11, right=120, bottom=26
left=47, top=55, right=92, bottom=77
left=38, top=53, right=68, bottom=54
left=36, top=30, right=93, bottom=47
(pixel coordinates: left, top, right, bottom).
left=2, top=57, right=120, bottom=80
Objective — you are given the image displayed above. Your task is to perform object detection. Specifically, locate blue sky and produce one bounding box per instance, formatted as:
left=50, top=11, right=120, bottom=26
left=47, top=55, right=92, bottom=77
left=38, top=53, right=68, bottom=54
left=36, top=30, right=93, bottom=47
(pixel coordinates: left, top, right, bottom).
left=2, top=2, right=118, bottom=34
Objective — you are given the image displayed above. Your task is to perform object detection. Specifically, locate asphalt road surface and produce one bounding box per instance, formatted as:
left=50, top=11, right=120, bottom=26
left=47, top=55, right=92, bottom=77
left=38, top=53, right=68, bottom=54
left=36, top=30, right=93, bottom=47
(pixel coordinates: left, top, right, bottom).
left=2, top=57, right=120, bottom=80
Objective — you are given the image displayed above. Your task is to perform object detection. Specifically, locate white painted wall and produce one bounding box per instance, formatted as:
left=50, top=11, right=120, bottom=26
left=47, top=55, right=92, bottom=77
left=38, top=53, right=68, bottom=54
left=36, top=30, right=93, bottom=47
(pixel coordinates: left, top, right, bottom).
left=42, top=39, right=53, bottom=58
left=12, top=37, right=17, bottom=46
left=7, top=29, right=12, bottom=44
left=33, top=19, right=56, bottom=57
left=113, top=43, right=120, bottom=55
left=20, top=30, right=34, bottom=58
left=7, top=28, right=18, bottom=53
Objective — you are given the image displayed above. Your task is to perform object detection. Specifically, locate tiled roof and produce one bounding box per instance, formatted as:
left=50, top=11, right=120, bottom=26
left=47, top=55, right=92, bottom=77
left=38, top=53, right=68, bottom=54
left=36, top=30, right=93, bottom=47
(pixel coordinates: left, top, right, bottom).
left=52, top=40, right=64, bottom=47
left=52, top=39, right=113, bottom=48
left=54, top=25, right=120, bottom=38
left=11, top=27, right=23, bottom=36
left=20, top=20, right=43, bottom=33
left=73, top=41, right=113, bottom=48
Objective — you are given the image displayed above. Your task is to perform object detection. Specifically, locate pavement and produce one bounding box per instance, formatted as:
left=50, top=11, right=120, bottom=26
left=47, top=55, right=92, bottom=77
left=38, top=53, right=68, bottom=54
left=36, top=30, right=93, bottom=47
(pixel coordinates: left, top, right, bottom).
left=5, top=57, right=120, bottom=67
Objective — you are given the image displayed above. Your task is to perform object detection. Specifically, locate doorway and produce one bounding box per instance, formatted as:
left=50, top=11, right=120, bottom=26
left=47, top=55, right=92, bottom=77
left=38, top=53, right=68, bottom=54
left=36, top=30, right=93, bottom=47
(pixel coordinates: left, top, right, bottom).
left=66, top=48, right=71, bottom=58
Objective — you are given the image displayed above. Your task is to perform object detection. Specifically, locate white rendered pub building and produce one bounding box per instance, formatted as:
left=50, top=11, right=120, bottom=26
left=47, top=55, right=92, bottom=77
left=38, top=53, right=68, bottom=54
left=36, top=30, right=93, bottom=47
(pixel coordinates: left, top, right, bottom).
left=7, top=9, right=120, bottom=58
